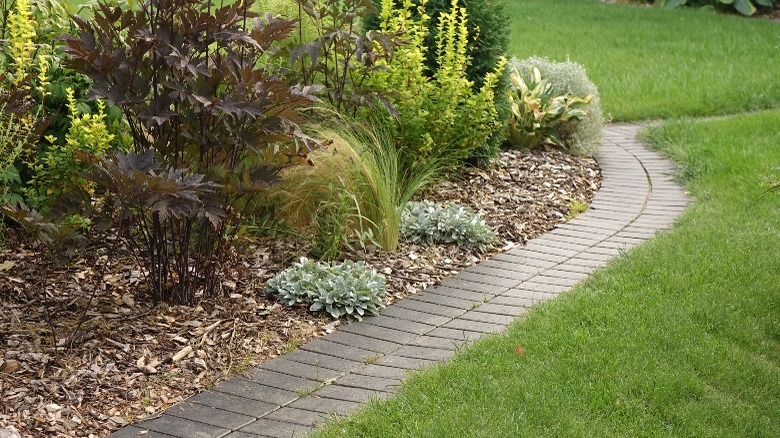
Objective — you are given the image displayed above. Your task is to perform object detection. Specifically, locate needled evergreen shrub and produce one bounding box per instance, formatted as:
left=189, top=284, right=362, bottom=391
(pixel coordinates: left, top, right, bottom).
left=510, top=56, right=604, bottom=156
left=364, top=0, right=511, bottom=163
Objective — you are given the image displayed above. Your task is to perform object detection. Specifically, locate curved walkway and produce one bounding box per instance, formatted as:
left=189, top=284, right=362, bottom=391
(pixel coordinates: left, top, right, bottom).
left=110, top=124, right=689, bottom=438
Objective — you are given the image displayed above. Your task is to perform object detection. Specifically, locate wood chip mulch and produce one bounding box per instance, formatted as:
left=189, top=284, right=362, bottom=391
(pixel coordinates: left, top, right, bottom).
left=0, top=148, right=600, bottom=438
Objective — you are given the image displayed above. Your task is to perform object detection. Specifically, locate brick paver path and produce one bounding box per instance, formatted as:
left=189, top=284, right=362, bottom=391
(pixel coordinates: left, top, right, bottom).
left=110, top=124, right=689, bottom=437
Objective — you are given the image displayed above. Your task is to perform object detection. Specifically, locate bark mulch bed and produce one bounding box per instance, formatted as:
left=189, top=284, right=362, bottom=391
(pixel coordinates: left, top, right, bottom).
left=0, top=148, right=600, bottom=437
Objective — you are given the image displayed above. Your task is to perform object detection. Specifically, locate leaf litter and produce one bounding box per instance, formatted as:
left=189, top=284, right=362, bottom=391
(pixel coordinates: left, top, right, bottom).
left=0, top=148, right=599, bottom=437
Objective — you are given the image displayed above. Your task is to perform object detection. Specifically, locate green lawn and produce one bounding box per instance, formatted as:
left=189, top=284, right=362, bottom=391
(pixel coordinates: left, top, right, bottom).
left=313, top=2, right=780, bottom=435
left=508, top=0, right=780, bottom=121
left=315, top=108, right=780, bottom=438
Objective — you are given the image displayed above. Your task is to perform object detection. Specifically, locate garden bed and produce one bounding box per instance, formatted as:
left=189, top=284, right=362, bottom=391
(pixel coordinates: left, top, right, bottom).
left=0, top=148, right=599, bottom=437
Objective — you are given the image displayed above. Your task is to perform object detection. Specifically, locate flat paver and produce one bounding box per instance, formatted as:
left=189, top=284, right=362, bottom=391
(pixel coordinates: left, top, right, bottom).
left=111, top=124, right=688, bottom=438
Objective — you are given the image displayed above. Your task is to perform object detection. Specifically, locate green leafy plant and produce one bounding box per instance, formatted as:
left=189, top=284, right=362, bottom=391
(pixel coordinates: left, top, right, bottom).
left=506, top=66, right=594, bottom=151
left=368, top=0, right=505, bottom=171
left=510, top=56, right=604, bottom=156
left=401, top=200, right=496, bottom=250
left=61, top=0, right=321, bottom=304
left=267, top=257, right=388, bottom=320
left=0, top=90, right=48, bottom=206
left=656, top=0, right=775, bottom=16
left=364, top=0, right=511, bottom=163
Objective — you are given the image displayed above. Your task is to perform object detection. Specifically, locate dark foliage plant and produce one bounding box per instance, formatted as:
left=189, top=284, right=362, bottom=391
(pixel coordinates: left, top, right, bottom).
left=60, top=0, right=322, bottom=304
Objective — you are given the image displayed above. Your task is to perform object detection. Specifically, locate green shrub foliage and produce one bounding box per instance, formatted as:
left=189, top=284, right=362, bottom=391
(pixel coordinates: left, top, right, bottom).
left=267, top=257, right=388, bottom=320
left=364, top=0, right=511, bottom=163
left=401, top=200, right=496, bottom=250
left=509, top=57, right=604, bottom=156
left=61, top=0, right=321, bottom=304
left=368, top=0, right=505, bottom=171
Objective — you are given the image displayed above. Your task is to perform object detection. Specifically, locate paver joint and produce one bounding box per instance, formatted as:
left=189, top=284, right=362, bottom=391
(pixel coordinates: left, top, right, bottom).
left=110, top=123, right=688, bottom=438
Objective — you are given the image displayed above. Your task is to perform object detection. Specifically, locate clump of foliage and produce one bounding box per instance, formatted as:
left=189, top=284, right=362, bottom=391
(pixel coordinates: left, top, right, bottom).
left=364, top=0, right=511, bottom=163
left=368, top=0, right=506, bottom=171
left=506, top=66, right=594, bottom=152
left=275, top=119, right=441, bottom=258
left=510, top=56, right=604, bottom=156
left=0, top=91, right=48, bottom=206
left=401, top=200, right=496, bottom=250
left=656, top=0, right=775, bottom=16
left=267, top=257, right=387, bottom=320
left=60, top=0, right=321, bottom=305
left=276, top=0, right=399, bottom=118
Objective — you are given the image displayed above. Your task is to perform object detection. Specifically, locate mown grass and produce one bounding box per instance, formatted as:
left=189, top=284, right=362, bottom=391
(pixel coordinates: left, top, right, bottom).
left=314, top=109, right=780, bottom=437
left=507, top=0, right=780, bottom=121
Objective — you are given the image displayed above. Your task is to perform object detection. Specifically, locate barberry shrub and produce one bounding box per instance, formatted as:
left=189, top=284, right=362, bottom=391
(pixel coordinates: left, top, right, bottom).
left=368, top=0, right=505, bottom=173
left=364, top=0, right=511, bottom=163
left=62, top=0, right=321, bottom=304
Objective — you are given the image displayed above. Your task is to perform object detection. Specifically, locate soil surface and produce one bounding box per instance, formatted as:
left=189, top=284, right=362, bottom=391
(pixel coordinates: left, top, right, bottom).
left=0, top=148, right=600, bottom=437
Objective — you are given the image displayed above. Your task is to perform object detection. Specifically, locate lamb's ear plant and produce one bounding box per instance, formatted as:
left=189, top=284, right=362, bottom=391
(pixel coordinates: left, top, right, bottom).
left=267, top=257, right=388, bottom=321
left=401, top=200, right=496, bottom=250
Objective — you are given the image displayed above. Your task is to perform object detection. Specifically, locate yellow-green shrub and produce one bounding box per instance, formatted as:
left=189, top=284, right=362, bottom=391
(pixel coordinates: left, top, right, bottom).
left=368, top=0, right=505, bottom=170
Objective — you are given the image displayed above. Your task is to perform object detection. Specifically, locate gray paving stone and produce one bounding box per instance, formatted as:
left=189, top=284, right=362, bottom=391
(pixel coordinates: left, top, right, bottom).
left=288, top=396, right=361, bottom=415
left=507, top=248, right=569, bottom=264
left=478, top=259, right=544, bottom=274
left=393, top=298, right=468, bottom=318
left=493, top=253, right=558, bottom=269
left=457, top=311, right=516, bottom=326
left=423, top=286, right=492, bottom=303
left=473, top=302, right=528, bottom=317
left=352, top=364, right=411, bottom=380
left=312, top=384, right=386, bottom=403
left=529, top=275, right=580, bottom=288
left=502, top=288, right=558, bottom=302
left=406, top=291, right=480, bottom=310
left=212, top=378, right=300, bottom=406
left=451, top=271, right=521, bottom=288
left=258, top=358, right=342, bottom=383
left=487, top=295, right=535, bottom=308
left=359, top=314, right=436, bottom=335
left=300, top=339, right=376, bottom=363
left=264, top=407, right=327, bottom=426
left=407, top=335, right=464, bottom=351
left=323, top=330, right=401, bottom=354
left=425, top=327, right=485, bottom=342
left=186, top=391, right=277, bottom=418
left=133, top=415, right=229, bottom=438
left=335, top=373, right=402, bottom=392
left=238, top=419, right=314, bottom=438
left=539, top=269, right=590, bottom=282
left=165, top=402, right=255, bottom=430
left=239, top=369, right=318, bottom=393
left=439, top=277, right=507, bottom=295
left=393, top=345, right=455, bottom=361
left=514, top=281, right=569, bottom=295
left=282, top=348, right=361, bottom=372
left=443, top=319, right=506, bottom=334
left=339, top=320, right=421, bottom=343
left=375, top=355, right=437, bottom=371
left=379, top=306, right=452, bottom=326
left=467, top=264, right=534, bottom=282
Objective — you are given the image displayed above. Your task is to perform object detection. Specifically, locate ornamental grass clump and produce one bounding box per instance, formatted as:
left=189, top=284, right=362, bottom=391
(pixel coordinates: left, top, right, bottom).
left=267, top=257, right=388, bottom=321
left=401, top=200, right=496, bottom=250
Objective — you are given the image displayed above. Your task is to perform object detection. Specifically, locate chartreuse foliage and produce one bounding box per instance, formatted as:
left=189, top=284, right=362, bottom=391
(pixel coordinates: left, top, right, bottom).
left=314, top=109, right=780, bottom=438
left=369, top=0, right=505, bottom=171
left=267, top=257, right=387, bottom=321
